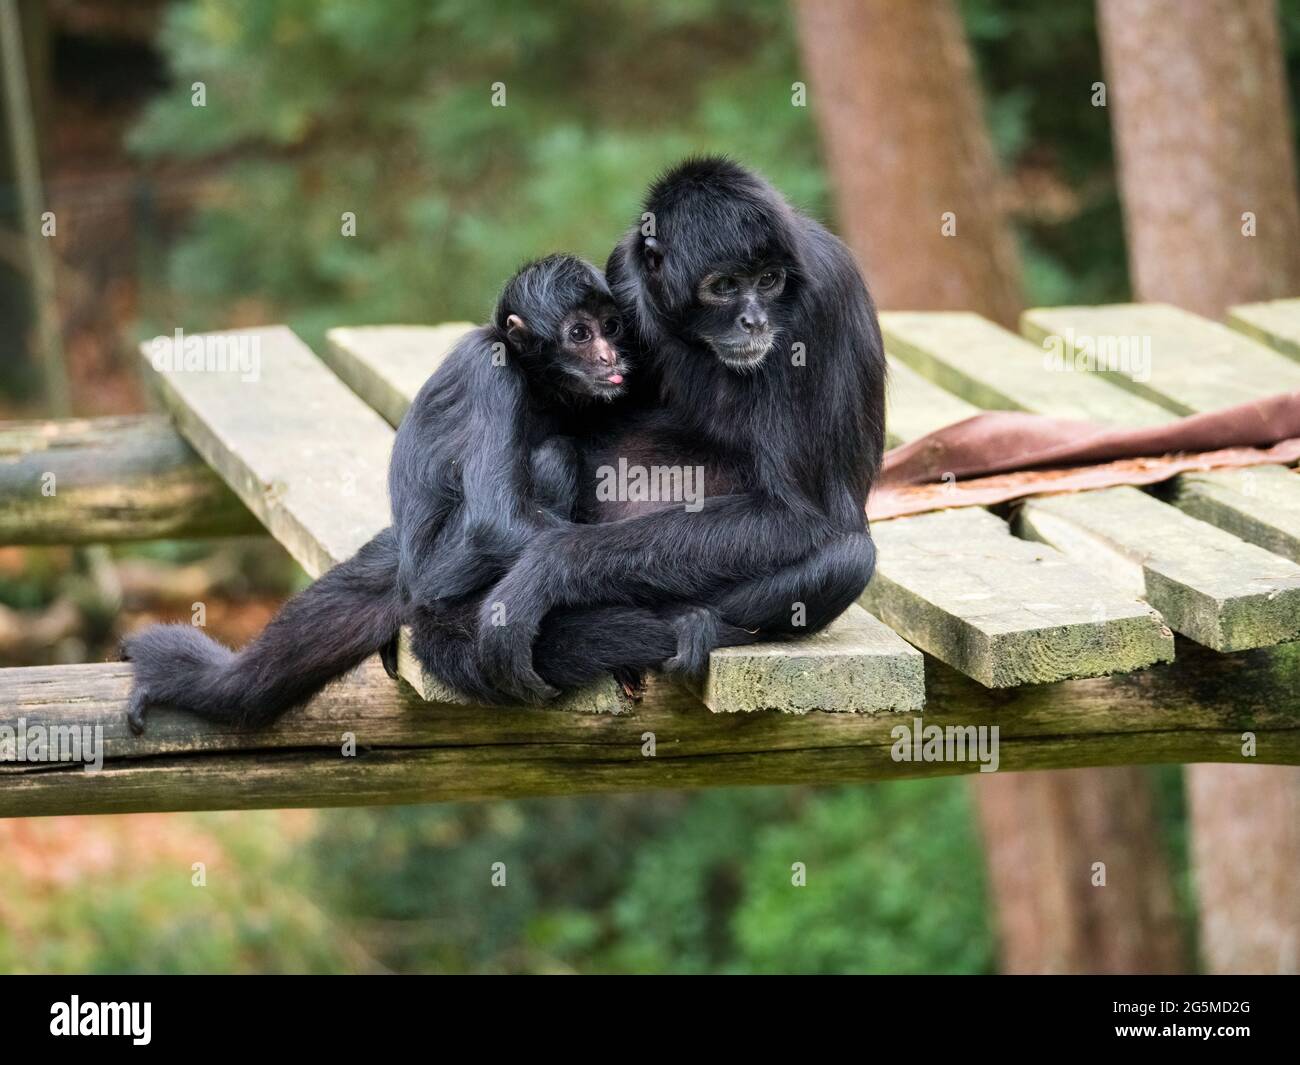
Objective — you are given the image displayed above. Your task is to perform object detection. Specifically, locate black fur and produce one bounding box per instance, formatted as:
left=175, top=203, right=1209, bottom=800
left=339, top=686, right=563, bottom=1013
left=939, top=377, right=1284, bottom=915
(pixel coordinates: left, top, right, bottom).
left=123, top=254, right=662, bottom=730
left=484, top=157, right=886, bottom=700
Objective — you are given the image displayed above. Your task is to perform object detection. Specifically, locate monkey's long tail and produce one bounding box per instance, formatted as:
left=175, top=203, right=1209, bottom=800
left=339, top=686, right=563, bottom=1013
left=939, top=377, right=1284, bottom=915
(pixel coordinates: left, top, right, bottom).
left=122, top=528, right=401, bottom=731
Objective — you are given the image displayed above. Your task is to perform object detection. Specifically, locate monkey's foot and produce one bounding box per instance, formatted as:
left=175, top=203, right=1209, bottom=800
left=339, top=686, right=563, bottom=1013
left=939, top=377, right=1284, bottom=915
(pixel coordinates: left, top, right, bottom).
left=612, top=666, right=646, bottom=701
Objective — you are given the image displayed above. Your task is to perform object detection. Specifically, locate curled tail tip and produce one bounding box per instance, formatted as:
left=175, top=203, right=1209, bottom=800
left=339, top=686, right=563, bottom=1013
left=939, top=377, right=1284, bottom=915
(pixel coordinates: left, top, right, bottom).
left=126, top=687, right=148, bottom=736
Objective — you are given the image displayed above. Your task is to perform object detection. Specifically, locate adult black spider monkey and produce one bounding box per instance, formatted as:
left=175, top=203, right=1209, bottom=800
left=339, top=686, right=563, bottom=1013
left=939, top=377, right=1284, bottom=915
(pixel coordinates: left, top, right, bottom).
left=122, top=254, right=674, bottom=730
left=478, top=157, right=886, bottom=702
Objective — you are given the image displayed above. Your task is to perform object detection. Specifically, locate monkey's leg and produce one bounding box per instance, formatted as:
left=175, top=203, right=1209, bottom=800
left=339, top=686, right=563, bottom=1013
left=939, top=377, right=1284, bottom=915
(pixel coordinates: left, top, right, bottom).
left=659, top=531, right=878, bottom=675
left=478, top=497, right=856, bottom=700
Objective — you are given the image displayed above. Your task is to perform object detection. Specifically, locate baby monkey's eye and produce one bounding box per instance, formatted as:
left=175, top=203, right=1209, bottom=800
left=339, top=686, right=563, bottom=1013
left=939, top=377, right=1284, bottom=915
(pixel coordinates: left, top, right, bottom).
left=568, top=323, right=592, bottom=344
left=711, top=277, right=738, bottom=298
left=603, top=317, right=622, bottom=338
left=757, top=270, right=780, bottom=290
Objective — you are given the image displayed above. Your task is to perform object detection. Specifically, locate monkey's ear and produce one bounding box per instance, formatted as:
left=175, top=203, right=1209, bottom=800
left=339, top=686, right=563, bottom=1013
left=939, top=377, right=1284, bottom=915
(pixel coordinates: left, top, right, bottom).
left=643, top=236, right=663, bottom=275
left=505, top=314, right=529, bottom=349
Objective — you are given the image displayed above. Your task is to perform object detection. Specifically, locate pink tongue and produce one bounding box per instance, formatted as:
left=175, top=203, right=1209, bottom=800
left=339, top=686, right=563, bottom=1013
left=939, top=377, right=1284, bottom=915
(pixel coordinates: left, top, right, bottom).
left=607, top=373, right=624, bottom=385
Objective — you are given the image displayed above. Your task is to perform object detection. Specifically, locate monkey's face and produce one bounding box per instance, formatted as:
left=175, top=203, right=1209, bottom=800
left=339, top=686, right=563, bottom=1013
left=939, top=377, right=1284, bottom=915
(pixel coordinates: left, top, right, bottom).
left=688, top=263, right=787, bottom=371
left=637, top=233, right=793, bottom=373
left=553, top=304, right=629, bottom=400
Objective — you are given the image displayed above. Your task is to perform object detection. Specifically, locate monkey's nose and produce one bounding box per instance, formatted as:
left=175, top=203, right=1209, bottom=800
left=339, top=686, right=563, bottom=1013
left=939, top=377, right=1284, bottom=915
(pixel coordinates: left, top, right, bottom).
left=739, top=313, right=767, bottom=334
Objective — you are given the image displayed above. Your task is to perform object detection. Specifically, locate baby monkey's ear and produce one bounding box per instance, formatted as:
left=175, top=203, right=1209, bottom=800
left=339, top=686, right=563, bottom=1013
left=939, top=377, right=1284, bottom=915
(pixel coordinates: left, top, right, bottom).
left=643, top=235, right=663, bottom=275
left=505, top=314, right=530, bottom=350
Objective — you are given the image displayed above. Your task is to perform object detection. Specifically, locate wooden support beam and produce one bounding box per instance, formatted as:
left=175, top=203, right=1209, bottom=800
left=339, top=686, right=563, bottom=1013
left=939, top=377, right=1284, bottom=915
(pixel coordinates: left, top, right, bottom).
left=2, top=645, right=1295, bottom=817
left=0, top=415, right=259, bottom=545
left=883, top=310, right=1300, bottom=650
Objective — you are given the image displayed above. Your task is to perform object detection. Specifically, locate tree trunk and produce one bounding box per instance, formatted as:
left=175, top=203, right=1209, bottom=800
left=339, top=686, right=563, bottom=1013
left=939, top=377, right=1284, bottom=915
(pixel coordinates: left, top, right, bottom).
left=793, top=0, right=1187, bottom=973
left=975, top=770, right=1185, bottom=973
left=792, top=0, right=1022, bottom=325
left=1098, top=0, right=1300, bottom=974
left=1098, top=0, right=1300, bottom=318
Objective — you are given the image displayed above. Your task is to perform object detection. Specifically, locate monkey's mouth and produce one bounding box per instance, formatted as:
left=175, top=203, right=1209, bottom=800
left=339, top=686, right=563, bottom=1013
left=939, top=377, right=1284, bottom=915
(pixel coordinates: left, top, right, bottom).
left=590, top=370, right=628, bottom=397
left=710, top=335, right=773, bottom=371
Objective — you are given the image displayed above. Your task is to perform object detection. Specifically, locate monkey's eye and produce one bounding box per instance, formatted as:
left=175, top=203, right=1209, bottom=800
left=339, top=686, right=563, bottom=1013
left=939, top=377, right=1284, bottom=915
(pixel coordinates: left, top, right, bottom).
left=757, top=270, right=781, bottom=290
left=603, top=317, right=622, bottom=338
left=568, top=323, right=592, bottom=344
left=710, top=277, right=738, bottom=298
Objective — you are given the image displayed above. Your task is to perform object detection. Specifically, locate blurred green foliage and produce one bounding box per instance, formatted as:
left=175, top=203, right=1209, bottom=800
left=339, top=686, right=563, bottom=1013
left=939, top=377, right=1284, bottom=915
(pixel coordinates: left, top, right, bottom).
left=128, top=0, right=825, bottom=348
left=125, top=0, right=1155, bottom=343
left=311, top=781, right=995, bottom=974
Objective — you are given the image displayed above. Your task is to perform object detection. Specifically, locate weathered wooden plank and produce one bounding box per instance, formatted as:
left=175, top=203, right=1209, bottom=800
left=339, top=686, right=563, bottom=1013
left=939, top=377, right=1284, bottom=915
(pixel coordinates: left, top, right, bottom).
left=2, top=647, right=1295, bottom=816
left=0, top=415, right=258, bottom=545
left=1017, top=487, right=1300, bottom=651
left=703, top=605, right=923, bottom=713
left=882, top=311, right=1171, bottom=425
left=876, top=349, right=1175, bottom=685
left=1172, top=466, right=1300, bottom=564
left=884, top=355, right=979, bottom=448
left=328, top=327, right=926, bottom=712
left=139, top=327, right=394, bottom=577
left=863, top=508, right=1172, bottom=686
left=882, top=309, right=1300, bottom=651
left=1227, top=297, right=1300, bottom=363
left=1020, top=302, right=1300, bottom=416
left=324, top=324, right=473, bottom=426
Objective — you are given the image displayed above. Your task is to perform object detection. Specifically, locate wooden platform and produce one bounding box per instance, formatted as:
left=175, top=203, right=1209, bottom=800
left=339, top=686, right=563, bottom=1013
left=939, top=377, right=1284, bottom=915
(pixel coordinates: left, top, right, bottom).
left=2, top=301, right=1298, bottom=817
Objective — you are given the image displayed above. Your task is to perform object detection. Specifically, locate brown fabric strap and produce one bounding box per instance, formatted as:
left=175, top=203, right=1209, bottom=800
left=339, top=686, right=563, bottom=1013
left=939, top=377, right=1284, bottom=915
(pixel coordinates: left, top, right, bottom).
left=867, top=390, right=1300, bottom=521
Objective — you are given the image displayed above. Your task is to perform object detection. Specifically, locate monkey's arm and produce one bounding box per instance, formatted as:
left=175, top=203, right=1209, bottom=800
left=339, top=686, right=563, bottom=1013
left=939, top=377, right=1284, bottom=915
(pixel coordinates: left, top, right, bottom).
left=475, top=494, right=873, bottom=699
left=393, top=350, right=549, bottom=607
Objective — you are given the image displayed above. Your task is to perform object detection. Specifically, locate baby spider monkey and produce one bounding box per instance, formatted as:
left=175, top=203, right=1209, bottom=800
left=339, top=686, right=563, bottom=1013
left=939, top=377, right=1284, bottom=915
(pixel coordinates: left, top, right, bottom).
left=123, top=254, right=674, bottom=730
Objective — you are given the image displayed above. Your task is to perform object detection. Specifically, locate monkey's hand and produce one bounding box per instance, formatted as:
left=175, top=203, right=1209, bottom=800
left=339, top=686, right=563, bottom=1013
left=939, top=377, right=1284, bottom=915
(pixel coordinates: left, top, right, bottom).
left=476, top=554, right=559, bottom=704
